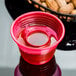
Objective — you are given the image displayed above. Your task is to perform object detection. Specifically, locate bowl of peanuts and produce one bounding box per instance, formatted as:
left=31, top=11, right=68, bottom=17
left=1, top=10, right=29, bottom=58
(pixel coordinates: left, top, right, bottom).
left=27, top=0, right=76, bottom=22
left=27, top=0, right=76, bottom=50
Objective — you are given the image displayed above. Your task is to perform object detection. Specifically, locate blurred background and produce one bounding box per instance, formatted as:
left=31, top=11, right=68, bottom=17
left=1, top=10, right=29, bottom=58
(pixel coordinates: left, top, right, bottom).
left=0, top=0, right=76, bottom=76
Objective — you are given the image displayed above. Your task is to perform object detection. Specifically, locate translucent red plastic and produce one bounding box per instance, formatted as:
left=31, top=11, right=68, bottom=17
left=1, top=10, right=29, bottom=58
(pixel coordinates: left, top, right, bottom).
left=10, top=11, right=65, bottom=65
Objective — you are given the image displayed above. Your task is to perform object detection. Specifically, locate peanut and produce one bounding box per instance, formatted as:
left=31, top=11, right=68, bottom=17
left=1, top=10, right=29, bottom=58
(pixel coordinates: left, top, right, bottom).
left=72, top=0, right=76, bottom=8
left=71, top=9, right=76, bottom=14
left=46, top=0, right=59, bottom=12
left=41, top=2, right=47, bottom=7
left=65, top=0, right=70, bottom=3
left=40, top=2, right=47, bottom=11
left=40, top=0, right=46, bottom=2
left=56, top=0, right=67, bottom=7
left=59, top=3, right=74, bottom=14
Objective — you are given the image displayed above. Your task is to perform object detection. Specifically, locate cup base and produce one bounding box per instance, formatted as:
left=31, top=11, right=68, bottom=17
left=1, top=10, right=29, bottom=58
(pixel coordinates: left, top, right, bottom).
left=14, top=65, right=61, bottom=76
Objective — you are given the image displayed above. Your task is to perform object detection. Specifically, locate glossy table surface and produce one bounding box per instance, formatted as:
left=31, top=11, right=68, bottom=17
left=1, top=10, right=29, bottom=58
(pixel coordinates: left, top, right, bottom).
left=0, top=0, right=76, bottom=76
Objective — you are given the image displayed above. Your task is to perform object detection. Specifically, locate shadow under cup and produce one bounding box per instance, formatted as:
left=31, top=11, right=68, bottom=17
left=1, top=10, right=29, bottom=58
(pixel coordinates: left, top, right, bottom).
left=10, top=11, right=65, bottom=65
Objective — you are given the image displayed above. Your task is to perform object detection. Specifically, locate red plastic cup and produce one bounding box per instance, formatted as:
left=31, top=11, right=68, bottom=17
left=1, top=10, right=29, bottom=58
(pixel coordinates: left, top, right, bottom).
left=10, top=11, right=65, bottom=65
